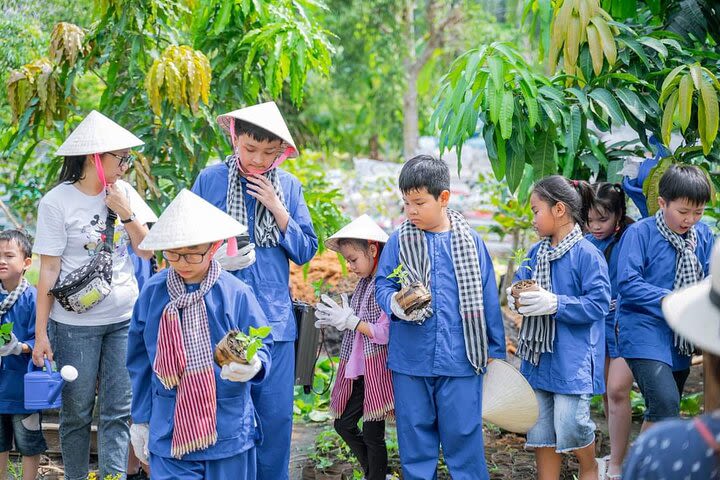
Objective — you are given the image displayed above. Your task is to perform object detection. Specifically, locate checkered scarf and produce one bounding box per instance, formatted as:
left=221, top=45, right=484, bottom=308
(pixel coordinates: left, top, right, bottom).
left=154, top=261, right=221, bottom=458
left=655, top=210, right=704, bottom=355
left=330, top=276, right=394, bottom=421
left=398, top=209, right=489, bottom=373
left=517, top=224, right=583, bottom=366
left=0, top=278, right=28, bottom=318
left=225, top=155, right=286, bottom=247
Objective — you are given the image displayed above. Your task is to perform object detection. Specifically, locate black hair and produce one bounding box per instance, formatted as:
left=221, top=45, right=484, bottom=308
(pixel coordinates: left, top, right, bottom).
left=0, top=229, right=32, bottom=259
left=336, top=238, right=384, bottom=258
left=589, top=182, right=634, bottom=261
left=398, top=154, right=450, bottom=199
left=532, top=175, right=594, bottom=226
left=234, top=120, right=283, bottom=144
left=57, top=155, right=87, bottom=184
left=659, top=164, right=712, bottom=206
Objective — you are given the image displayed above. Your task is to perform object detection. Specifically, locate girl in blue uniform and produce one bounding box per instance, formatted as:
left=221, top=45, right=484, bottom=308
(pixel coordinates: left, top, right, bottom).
left=376, top=155, right=506, bottom=480
left=507, top=175, right=610, bottom=480
left=191, top=102, right=317, bottom=480
left=616, top=165, right=714, bottom=431
left=583, top=182, right=634, bottom=479
left=0, top=230, right=46, bottom=480
left=127, top=190, right=272, bottom=480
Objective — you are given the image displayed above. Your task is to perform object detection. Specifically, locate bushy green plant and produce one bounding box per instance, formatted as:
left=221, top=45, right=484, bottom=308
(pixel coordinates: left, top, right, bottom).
left=293, top=356, right=337, bottom=422
left=234, top=326, right=271, bottom=363
left=0, top=323, right=14, bottom=347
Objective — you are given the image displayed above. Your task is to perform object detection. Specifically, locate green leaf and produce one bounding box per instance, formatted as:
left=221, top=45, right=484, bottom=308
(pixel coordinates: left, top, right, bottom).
left=661, top=89, right=679, bottom=146
left=615, top=88, right=647, bottom=123
left=643, top=157, right=673, bottom=216
left=500, top=91, right=515, bottom=140
left=566, top=105, right=582, bottom=156
left=213, top=0, right=234, bottom=36
left=486, top=78, right=500, bottom=124
left=245, top=342, right=259, bottom=362
left=661, top=65, right=687, bottom=96
left=493, top=126, right=507, bottom=180
left=488, top=56, right=504, bottom=93
left=506, top=150, right=525, bottom=193
left=580, top=153, right=600, bottom=176
left=678, top=74, right=694, bottom=132
left=637, top=37, right=668, bottom=59
left=532, top=129, right=557, bottom=180
left=588, top=88, right=625, bottom=127
left=567, top=87, right=590, bottom=113
left=699, top=78, right=719, bottom=154
left=253, top=325, right=272, bottom=338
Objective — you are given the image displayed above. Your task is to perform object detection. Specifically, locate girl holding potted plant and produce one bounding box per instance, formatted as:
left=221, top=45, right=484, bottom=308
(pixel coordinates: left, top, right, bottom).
left=314, top=215, right=394, bottom=480
left=506, top=175, right=611, bottom=480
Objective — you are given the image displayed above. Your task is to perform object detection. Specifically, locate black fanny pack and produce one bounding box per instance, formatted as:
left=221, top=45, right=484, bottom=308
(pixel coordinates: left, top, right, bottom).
left=50, top=210, right=116, bottom=313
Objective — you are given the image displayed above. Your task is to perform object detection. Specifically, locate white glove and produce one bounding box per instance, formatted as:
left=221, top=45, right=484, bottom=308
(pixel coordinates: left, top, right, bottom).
left=215, top=243, right=256, bottom=271
left=390, top=292, right=425, bottom=322
left=518, top=287, right=558, bottom=316
left=505, top=287, right=518, bottom=313
left=220, top=355, right=262, bottom=382
left=130, top=423, right=150, bottom=465
left=313, top=294, right=360, bottom=331
left=0, top=333, right=22, bottom=356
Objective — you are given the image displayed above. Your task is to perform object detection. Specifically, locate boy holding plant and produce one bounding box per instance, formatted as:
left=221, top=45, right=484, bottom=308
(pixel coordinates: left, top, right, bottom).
left=375, top=155, right=506, bottom=480
left=0, top=229, right=46, bottom=480
left=126, top=190, right=272, bottom=480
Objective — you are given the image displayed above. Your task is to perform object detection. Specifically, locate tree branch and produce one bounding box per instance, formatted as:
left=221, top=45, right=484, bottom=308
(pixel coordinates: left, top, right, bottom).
left=413, top=1, right=463, bottom=73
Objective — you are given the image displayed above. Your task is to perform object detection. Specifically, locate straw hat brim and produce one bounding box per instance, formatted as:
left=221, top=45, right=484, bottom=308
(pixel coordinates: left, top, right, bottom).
left=217, top=101, right=298, bottom=157
left=663, top=278, right=720, bottom=356
left=56, top=110, right=144, bottom=156
left=482, top=359, right=539, bottom=433
left=325, top=214, right=389, bottom=253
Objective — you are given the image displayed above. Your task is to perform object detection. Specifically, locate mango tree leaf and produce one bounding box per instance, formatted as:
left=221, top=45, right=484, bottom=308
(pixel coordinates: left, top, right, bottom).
left=506, top=149, right=525, bottom=193
left=588, top=88, right=625, bottom=127
left=616, top=88, right=647, bottom=123
left=500, top=91, right=515, bottom=140
left=661, top=89, right=679, bottom=146
left=532, top=129, right=557, bottom=180
left=678, top=74, right=694, bottom=132
left=566, top=105, right=582, bottom=156
left=643, top=157, right=674, bottom=216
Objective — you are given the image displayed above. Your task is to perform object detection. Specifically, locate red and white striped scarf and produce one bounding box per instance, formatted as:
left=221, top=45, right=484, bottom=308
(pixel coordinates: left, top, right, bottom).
left=330, top=276, right=394, bottom=421
left=154, top=261, right=221, bottom=458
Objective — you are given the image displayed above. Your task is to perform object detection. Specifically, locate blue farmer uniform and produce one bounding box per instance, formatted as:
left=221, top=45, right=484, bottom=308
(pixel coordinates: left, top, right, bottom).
left=616, top=217, right=714, bottom=371
left=375, top=229, right=506, bottom=480
left=191, top=163, right=317, bottom=479
left=129, top=247, right=155, bottom=293
left=0, top=285, right=38, bottom=414
left=127, top=270, right=272, bottom=480
left=513, top=239, right=610, bottom=395
left=585, top=234, right=621, bottom=358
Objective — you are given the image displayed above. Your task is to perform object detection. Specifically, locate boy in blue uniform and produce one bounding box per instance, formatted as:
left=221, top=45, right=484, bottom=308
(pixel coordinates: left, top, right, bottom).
left=375, top=155, right=506, bottom=480
left=191, top=101, right=317, bottom=479
left=0, top=230, right=47, bottom=480
left=127, top=190, right=272, bottom=480
left=616, top=164, right=714, bottom=429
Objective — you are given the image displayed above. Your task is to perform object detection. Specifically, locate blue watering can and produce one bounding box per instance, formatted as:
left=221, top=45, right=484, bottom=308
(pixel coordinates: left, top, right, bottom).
left=24, top=359, right=78, bottom=410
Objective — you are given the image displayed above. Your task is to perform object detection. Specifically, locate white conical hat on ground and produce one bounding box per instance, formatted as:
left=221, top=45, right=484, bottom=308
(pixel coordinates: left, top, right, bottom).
left=216, top=101, right=298, bottom=157
left=56, top=110, right=144, bottom=156
left=663, top=242, right=720, bottom=356
left=325, top=214, right=389, bottom=252
left=139, top=189, right=247, bottom=251
left=482, top=359, right=539, bottom=433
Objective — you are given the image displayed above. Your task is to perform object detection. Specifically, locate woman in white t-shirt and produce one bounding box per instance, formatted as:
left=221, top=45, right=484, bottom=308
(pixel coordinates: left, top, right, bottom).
left=32, top=111, right=158, bottom=480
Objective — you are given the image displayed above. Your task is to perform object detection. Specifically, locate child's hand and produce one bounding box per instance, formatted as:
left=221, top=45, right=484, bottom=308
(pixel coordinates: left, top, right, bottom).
left=220, top=356, right=262, bottom=382
left=518, top=287, right=558, bottom=316
left=215, top=242, right=256, bottom=271
left=314, top=294, right=360, bottom=331
left=0, top=333, right=21, bottom=356
left=505, top=287, right=518, bottom=313
left=130, top=423, right=150, bottom=464
left=245, top=175, right=284, bottom=215
left=390, top=293, right=425, bottom=322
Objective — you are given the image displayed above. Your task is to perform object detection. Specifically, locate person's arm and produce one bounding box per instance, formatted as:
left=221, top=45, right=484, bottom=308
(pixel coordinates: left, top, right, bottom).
left=375, top=235, right=402, bottom=318
left=127, top=296, right=152, bottom=424
left=356, top=311, right=390, bottom=345
left=477, top=237, right=506, bottom=360
left=32, top=255, right=61, bottom=366
left=19, top=295, right=37, bottom=353
left=554, top=249, right=611, bottom=326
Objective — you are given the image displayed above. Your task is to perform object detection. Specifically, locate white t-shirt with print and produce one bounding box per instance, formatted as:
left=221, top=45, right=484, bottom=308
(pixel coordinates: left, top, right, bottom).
left=33, top=180, right=158, bottom=326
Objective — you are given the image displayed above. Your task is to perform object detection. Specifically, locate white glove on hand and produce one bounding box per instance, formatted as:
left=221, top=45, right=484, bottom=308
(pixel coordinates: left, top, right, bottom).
left=0, top=333, right=22, bottom=356
left=130, top=423, right=150, bottom=465
left=390, top=292, right=425, bottom=322
left=220, top=356, right=262, bottom=382
left=215, top=243, right=256, bottom=271
left=518, top=287, right=558, bottom=316
left=505, top=286, right=518, bottom=313
left=313, top=294, right=360, bottom=331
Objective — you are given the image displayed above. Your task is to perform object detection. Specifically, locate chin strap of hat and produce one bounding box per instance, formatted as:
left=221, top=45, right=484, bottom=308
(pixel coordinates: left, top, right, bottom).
left=93, top=153, right=108, bottom=189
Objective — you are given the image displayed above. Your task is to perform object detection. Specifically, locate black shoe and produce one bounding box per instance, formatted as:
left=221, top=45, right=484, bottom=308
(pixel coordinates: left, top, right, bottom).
left=127, top=468, right=149, bottom=480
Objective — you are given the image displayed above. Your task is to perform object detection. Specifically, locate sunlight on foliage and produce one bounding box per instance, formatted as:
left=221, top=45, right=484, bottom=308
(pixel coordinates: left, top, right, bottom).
left=6, top=58, right=62, bottom=124
left=145, top=45, right=211, bottom=117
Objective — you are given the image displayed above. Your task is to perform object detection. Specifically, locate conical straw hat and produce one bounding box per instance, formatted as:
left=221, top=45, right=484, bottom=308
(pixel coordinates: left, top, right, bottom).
left=325, top=215, right=389, bottom=252
left=139, top=190, right=247, bottom=251
left=216, top=101, right=298, bottom=157
left=56, top=110, right=144, bottom=156
left=482, top=359, right=538, bottom=433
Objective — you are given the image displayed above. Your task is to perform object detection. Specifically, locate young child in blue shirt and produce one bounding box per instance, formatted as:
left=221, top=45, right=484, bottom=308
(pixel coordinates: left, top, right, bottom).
left=0, top=230, right=47, bottom=480
left=375, top=155, right=506, bottom=480
left=583, top=182, right=635, bottom=479
left=616, top=164, right=714, bottom=431
left=127, top=190, right=272, bottom=480
left=191, top=102, right=317, bottom=480
left=506, top=175, right=610, bottom=480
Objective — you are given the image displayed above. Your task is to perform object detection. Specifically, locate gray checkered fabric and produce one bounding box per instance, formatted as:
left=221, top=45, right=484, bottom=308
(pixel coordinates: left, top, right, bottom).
left=225, top=155, right=286, bottom=248
left=655, top=210, right=704, bottom=355
left=516, top=224, right=583, bottom=366
left=398, top=209, right=489, bottom=372
left=0, top=277, right=28, bottom=318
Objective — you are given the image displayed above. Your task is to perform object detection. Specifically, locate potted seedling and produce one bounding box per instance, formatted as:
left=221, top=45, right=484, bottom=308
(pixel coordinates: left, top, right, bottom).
left=214, top=326, right=272, bottom=367
left=509, top=248, right=538, bottom=310
left=388, top=264, right=431, bottom=315
left=0, top=323, right=13, bottom=347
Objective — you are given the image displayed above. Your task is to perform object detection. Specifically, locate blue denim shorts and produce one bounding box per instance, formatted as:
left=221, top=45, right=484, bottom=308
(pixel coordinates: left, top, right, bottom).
left=625, top=358, right=688, bottom=422
left=0, top=413, right=47, bottom=456
left=525, top=390, right=596, bottom=453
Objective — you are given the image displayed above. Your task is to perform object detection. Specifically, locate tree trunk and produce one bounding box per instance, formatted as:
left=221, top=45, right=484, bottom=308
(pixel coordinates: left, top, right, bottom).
left=403, top=76, right=420, bottom=158
left=369, top=134, right=380, bottom=160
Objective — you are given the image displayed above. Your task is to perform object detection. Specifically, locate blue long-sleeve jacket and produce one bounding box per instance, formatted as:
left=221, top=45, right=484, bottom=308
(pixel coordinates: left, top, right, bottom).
left=192, top=164, right=318, bottom=341
left=127, top=270, right=272, bottom=460
left=375, top=228, right=506, bottom=377
left=585, top=234, right=621, bottom=354
left=0, top=285, right=37, bottom=414
left=616, top=217, right=714, bottom=370
left=513, top=239, right=610, bottom=395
